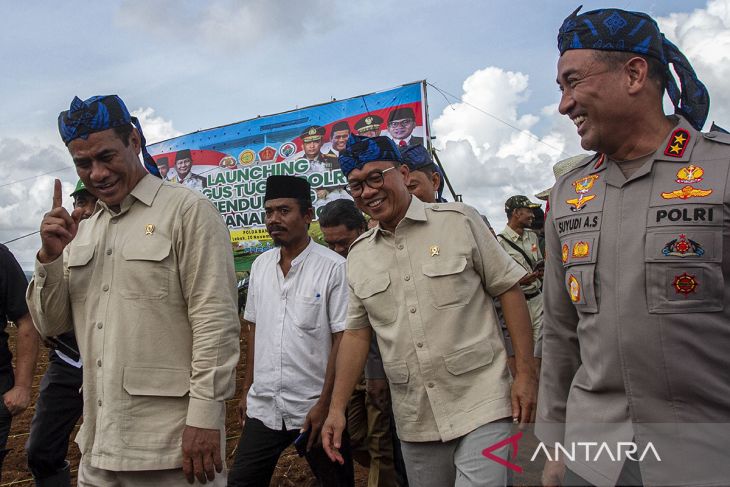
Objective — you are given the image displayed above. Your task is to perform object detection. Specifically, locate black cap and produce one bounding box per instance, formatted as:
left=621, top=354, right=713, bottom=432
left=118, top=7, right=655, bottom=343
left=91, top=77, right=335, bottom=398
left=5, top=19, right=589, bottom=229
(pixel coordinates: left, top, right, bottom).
left=354, top=115, right=383, bottom=134
left=301, top=126, right=326, bottom=143
left=264, top=176, right=311, bottom=202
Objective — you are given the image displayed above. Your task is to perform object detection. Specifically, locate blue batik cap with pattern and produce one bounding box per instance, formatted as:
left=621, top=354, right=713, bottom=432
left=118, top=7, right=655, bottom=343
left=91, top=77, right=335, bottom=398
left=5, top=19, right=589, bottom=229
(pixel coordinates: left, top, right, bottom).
left=558, top=6, right=710, bottom=131
left=339, top=134, right=402, bottom=177
left=58, top=95, right=161, bottom=178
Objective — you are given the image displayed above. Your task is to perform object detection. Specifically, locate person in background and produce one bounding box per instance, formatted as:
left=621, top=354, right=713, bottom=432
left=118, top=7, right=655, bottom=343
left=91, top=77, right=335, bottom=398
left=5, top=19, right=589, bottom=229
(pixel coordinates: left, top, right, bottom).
left=498, top=195, right=544, bottom=367
left=0, top=245, right=40, bottom=482
left=26, top=180, right=94, bottom=487
left=229, top=176, right=353, bottom=487
left=319, top=199, right=398, bottom=487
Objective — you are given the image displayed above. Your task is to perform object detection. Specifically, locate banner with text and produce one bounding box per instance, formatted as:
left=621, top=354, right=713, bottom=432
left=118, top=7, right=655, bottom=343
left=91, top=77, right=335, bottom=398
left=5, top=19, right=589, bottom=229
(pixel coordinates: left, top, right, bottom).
left=148, top=81, right=428, bottom=265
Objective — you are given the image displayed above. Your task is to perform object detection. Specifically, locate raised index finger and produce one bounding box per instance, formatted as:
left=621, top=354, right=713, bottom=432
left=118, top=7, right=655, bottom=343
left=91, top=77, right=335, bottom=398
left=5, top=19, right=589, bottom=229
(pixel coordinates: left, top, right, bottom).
left=52, top=179, right=63, bottom=209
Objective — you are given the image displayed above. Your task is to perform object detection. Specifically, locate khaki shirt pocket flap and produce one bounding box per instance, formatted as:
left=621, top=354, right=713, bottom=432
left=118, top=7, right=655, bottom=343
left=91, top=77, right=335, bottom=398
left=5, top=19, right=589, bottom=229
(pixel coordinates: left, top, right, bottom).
left=422, top=256, right=467, bottom=277
left=444, top=342, right=494, bottom=376
left=354, top=274, right=391, bottom=299
left=123, top=367, right=190, bottom=397
left=68, top=244, right=95, bottom=267
left=385, top=361, right=409, bottom=384
left=123, top=235, right=172, bottom=262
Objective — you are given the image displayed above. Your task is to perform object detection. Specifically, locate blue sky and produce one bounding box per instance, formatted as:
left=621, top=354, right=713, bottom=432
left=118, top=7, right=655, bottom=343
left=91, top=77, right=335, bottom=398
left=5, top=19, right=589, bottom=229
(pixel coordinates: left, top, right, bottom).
left=2, top=0, right=726, bottom=267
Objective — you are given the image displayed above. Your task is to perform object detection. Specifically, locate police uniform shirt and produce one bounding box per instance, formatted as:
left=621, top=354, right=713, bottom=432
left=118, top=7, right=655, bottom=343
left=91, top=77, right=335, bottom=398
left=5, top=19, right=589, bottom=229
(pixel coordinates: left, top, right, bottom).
left=536, top=115, right=730, bottom=486
left=346, top=196, right=524, bottom=442
left=244, top=239, right=347, bottom=431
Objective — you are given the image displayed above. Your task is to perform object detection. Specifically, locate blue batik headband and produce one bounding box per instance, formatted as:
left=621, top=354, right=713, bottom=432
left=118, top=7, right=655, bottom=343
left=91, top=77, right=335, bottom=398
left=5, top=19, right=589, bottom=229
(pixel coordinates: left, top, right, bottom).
left=58, top=95, right=161, bottom=178
left=339, top=134, right=402, bottom=177
left=558, top=6, right=710, bottom=131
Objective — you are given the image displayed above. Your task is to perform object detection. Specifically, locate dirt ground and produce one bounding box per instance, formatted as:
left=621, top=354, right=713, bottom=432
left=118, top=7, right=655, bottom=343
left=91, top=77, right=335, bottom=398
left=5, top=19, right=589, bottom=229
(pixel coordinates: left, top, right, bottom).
left=0, top=324, right=544, bottom=486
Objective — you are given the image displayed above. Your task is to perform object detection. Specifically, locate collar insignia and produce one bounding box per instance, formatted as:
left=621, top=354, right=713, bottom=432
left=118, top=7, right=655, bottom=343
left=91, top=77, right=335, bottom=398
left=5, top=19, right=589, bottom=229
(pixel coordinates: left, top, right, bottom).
left=664, top=129, right=690, bottom=158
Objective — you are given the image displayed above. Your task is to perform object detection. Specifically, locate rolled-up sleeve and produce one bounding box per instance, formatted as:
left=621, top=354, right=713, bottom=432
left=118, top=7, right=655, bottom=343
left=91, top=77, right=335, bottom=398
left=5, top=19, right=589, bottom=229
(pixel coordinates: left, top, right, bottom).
left=178, top=199, right=241, bottom=429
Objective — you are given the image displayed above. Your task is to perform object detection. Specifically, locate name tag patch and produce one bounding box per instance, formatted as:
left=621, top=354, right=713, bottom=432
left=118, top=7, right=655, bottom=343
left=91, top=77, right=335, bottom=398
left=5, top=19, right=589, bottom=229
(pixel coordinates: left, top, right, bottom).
left=653, top=206, right=716, bottom=225
left=557, top=214, right=601, bottom=235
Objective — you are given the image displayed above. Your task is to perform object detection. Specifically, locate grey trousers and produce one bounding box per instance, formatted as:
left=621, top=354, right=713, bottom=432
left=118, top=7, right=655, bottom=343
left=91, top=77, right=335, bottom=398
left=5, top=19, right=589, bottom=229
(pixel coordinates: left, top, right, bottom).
left=399, top=419, right=511, bottom=487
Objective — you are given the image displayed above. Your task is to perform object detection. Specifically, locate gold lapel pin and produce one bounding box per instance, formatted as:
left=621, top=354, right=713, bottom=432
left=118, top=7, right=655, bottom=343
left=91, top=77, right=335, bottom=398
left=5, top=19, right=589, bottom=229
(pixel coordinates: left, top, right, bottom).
left=430, top=245, right=440, bottom=257
left=145, top=224, right=155, bottom=236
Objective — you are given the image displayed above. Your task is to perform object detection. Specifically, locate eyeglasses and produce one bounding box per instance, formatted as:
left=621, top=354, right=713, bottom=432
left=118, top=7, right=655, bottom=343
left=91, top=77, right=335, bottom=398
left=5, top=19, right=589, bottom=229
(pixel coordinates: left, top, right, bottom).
left=388, top=119, right=413, bottom=128
left=345, top=167, right=396, bottom=197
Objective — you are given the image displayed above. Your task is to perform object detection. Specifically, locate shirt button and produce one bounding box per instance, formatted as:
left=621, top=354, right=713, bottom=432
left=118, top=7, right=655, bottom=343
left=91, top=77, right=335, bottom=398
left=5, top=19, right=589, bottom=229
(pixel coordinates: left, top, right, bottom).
left=397, top=244, right=404, bottom=250
left=98, top=399, right=102, bottom=406
left=404, top=275, right=410, bottom=281
left=97, top=322, right=103, bottom=329
left=409, top=306, right=416, bottom=313
left=428, top=382, right=435, bottom=388
left=111, top=219, right=118, bottom=224
left=97, top=359, right=102, bottom=367
left=102, top=284, right=109, bottom=292
left=416, top=342, right=423, bottom=348
left=106, top=248, right=112, bottom=255
left=706, top=133, right=717, bottom=139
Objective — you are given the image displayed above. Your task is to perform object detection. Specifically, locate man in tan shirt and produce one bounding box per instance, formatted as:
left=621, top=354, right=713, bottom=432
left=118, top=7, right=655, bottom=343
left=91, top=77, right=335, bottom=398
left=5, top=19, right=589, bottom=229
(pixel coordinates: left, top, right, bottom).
left=26, top=95, right=239, bottom=486
left=498, top=195, right=544, bottom=362
left=321, top=135, right=537, bottom=487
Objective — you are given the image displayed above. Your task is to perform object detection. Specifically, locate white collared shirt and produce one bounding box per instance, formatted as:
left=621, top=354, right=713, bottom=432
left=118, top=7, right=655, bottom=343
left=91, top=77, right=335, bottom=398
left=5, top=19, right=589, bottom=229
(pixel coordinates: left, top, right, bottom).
left=244, top=239, right=347, bottom=430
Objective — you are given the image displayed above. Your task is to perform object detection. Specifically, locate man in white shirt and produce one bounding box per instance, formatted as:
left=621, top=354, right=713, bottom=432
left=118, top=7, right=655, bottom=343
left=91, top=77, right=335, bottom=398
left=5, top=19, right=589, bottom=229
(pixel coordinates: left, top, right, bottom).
left=228, top=175, right=354, bottom=486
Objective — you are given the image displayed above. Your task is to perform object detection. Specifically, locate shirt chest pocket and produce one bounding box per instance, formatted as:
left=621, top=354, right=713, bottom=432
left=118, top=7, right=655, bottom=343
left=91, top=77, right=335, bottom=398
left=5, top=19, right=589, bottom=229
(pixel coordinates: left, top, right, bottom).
left=120, top=236, right=172, bottom=300
left=560, top=233, right=600, bottom=314
left=422, top=256, right=477, bottom=309
left=354, top=274, right=397, bottom=326
left=293, top=295, right=321, bottom=331
left=68, top=244, right=96, bottom=302
left=644, top=228, right=724, bottom=313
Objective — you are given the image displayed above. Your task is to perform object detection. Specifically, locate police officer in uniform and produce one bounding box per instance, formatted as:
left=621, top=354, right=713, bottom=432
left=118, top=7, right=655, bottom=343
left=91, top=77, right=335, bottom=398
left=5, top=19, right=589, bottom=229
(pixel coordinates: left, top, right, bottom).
left=26, top=181, right=92, bottom=487
left=498, top=196, right=544, bottom=363
left=354, top=115, right=384, bottom=138
left=538, top=7, right=730, bottom=487
left=300, top=125, right=339, bottom=172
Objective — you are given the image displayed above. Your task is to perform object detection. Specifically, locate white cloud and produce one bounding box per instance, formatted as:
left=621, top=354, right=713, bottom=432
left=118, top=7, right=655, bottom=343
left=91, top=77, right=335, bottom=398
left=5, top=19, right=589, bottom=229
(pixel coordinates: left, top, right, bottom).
left=116, top=0, right=335, bottom=53
left=0, top=138, right=75, bottom=269
left=657, top=0, right=730, bottom=127
left=1, top=106, right=177, bottom=269
left=432, top=0, right=730, bottom=231
left=131, top=107, right=182, bottom=144
left=432, top=67, right=582, bottom=231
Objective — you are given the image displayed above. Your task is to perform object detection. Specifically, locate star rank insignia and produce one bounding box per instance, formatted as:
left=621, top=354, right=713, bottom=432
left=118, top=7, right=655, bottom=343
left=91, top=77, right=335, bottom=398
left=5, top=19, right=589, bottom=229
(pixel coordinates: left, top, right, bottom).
left=662, top=234, right=704, bottom=257
left=664, top=128, right=690, bottom=158
left=672, top=272, right=698, bottom=297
